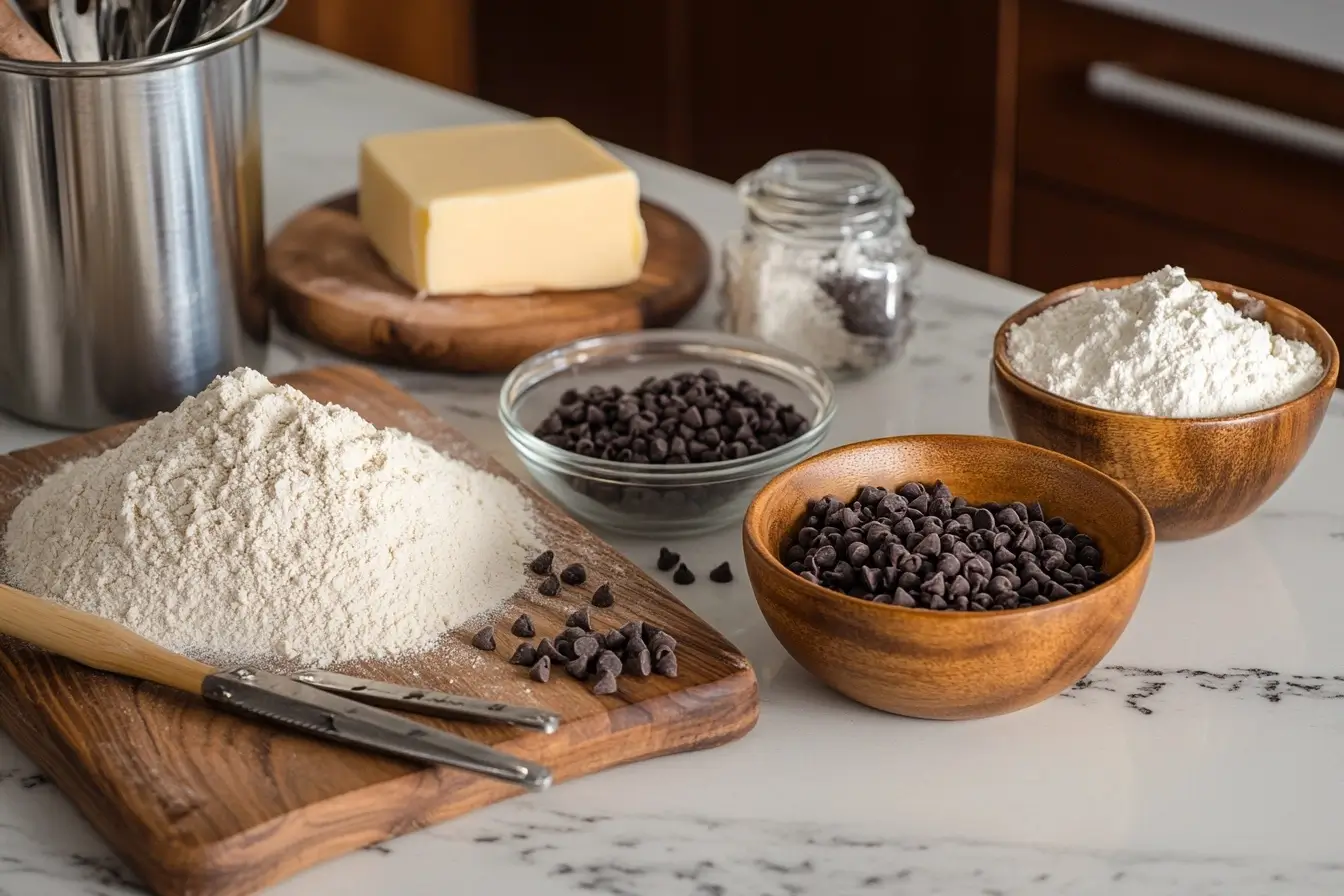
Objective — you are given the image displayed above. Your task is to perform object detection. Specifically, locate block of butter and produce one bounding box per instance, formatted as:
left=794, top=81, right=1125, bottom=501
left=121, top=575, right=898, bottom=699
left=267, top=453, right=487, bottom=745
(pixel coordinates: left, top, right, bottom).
left=359, top=118, right=648, bottom=296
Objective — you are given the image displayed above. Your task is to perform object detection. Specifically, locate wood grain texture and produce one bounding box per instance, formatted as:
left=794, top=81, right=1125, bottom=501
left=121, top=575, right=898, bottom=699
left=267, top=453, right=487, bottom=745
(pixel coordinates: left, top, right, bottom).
left=266, top=193, right=711, bottom=373
left=0, top=366, right=757, bottom=896
left=473, top=0, right=1010, bottom=272
left=1012, top=178, right=1344, bottom=352
left=742, top=435, right=1153, bottom=720
left=270, top=0, right=475, bottom=93
left=0, top=584, right=213, bottom=695
left=993, top=277, right=1340, bottom=540
left=1017, top=0, right=1344, bottom=273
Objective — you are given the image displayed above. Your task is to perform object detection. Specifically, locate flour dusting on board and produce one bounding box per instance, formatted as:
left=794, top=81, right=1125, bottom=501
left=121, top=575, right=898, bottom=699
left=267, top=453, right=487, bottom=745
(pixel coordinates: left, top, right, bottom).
left=3, top=368, right=542, bottom=668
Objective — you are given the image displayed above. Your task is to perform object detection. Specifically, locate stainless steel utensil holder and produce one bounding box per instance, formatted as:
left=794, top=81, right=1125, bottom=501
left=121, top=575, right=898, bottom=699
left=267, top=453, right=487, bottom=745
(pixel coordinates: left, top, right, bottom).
left=0, top=1, right=284, bottom=428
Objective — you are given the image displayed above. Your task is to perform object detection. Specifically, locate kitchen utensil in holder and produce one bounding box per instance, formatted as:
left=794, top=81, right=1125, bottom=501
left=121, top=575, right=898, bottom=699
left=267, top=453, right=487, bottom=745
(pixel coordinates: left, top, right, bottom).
left=0, top=0, right=286, bottom=428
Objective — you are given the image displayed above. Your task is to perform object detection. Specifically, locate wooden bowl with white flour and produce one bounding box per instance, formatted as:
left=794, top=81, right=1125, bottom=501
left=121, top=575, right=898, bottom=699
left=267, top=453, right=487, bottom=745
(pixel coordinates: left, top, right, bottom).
left=992, top=275, right=1339, bottom=540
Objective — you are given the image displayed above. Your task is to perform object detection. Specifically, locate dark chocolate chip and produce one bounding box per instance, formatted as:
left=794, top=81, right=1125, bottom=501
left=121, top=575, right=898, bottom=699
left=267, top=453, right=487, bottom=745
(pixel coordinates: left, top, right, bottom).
left=529, top=550, right=554, bottom=575
left=709, top=561, right=733, bottom=583
left=509, top=643, right=537, bottom=665
left=673, top=563, right=696, bottom=585
left=539, top=574, right=561, bottom=597
left=565, top=657, right=590, bottom=680
left=654, top=652, right=679, bottom=678
left=572, top=635, right=600, bottom=658
left=530, top=656, right=551, bottom=682
left=560, top=563, right=587, bottom=586
left=647, top=630, right=677, bottom=653
left=624, top=648, right=652, bottom=677
left=537, top=638, right=564, bottom=662
left=592, top=669, right=619, bottom=695
left=471, top=627, right=496, bottom=651
left=658, top=547, right=681, bottom=570
left=566, top=607, right=593, bottom=631
left=591, top=583, right=615, bottom=607
left=595, top=650, right=623, bottom=677
left=511, top=614, right=535, bottom=638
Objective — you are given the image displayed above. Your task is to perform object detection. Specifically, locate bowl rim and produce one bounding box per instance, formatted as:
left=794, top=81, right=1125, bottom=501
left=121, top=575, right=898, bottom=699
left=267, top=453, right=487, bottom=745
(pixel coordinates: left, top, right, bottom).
left=992, top=276, right=1341, bottom=424
left=743, top=433, right=1157, bottom=619
left=499, top=329, right=839, bottom=484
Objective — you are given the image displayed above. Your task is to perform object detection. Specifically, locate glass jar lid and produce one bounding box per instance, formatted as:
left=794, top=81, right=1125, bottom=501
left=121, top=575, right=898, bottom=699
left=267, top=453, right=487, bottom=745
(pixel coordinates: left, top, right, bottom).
left=735, top=150, right=913, bottom=242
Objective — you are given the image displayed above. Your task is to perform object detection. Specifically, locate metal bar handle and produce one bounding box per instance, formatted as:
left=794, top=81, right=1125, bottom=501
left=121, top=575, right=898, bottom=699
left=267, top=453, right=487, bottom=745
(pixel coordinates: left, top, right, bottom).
left=1086, top=61, right=1344, bottom=166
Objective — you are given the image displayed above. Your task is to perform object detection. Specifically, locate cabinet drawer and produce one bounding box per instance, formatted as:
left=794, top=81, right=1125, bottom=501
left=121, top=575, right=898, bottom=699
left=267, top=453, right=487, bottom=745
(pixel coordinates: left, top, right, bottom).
left=1013, top=177, right=1344, bottom=352
left=1018, top=0, right=1344, bottom=270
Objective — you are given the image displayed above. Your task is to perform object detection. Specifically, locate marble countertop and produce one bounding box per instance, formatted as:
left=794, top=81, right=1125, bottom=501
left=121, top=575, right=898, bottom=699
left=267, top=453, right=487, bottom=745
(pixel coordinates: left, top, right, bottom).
left=1074, top=0, right=1344, bottom=74
left=3, top=34, right=1344, bottom=896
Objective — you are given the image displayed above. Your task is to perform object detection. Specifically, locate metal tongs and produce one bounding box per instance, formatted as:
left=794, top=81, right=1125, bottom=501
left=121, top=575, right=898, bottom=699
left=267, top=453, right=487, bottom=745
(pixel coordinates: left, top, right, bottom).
left=0, top=583, right=556, bottom=791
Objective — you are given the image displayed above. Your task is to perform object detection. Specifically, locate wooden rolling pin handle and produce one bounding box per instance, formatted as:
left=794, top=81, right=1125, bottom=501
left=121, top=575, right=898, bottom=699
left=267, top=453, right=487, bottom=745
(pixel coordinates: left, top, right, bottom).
left=0, top=584, right=213, bottom=695
left=0, top=1, right=60, bottom=63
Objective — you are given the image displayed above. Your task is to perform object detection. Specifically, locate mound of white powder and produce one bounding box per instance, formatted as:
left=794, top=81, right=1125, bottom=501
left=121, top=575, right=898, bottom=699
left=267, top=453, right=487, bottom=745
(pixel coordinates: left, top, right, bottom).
left=4, top=368, right=541, bottom=668
left=1005, top=266, right=1325, bottom=417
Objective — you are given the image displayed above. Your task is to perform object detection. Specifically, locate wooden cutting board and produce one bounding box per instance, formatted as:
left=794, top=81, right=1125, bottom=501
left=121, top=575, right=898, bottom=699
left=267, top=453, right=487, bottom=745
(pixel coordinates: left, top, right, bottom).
left=266, top=193, right=712, bottom=373
left=0, top=366, right=757, bottom=896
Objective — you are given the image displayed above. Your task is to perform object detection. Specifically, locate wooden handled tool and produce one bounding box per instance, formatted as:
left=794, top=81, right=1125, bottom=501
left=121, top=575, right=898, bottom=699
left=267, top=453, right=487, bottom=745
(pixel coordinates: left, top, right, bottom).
left=0, top=582, right=212, bottom=692
left=0, top=0, right=60, bottom=62
left=0, top=582, right=553, bottom=790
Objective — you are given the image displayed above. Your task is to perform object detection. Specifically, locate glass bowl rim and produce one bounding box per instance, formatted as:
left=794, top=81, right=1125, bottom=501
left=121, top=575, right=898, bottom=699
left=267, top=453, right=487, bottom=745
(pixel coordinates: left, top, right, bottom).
left=499, top=329, right=839, bottom=485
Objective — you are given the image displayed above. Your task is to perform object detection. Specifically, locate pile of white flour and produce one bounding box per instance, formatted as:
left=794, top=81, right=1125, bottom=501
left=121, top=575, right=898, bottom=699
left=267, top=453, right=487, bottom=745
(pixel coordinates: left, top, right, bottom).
left=1005, top=266, right=1325, bottom=417
left=3, top=369, right=541, bottom=667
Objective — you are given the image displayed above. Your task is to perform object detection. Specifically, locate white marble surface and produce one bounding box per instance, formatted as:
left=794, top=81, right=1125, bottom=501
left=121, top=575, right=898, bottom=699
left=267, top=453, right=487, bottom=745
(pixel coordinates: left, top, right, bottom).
left=1074, top=0, right=1344, bottom=74
left=3, top=34, right=1344, bottom=896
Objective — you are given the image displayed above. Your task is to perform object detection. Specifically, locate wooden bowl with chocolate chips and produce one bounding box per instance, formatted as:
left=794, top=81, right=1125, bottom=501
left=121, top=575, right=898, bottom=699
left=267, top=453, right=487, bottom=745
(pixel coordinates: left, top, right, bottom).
left=743, top=435, right=1155, bottom=720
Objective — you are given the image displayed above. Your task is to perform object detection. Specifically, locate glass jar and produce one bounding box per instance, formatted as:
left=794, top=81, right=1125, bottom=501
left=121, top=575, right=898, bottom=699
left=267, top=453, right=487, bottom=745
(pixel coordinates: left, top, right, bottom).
left=719, top=150, right=925, bottom=377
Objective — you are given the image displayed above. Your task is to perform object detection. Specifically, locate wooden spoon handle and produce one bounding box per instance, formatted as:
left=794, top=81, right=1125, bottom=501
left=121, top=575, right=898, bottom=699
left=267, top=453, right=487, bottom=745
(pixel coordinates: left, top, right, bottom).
left=0, top=583, right=213, bottom=694
left=0, top=1, right=59, bottom=62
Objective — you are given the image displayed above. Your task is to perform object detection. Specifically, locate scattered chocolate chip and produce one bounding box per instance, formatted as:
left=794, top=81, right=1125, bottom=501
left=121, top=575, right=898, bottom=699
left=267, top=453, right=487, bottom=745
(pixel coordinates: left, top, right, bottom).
left=591, top=583, right=615, bottom=607
left=560, top=563, right=587, bottom=586
left=708, top=561, right=734, bottom=583
left=604, top=629, right=628, bottom=651
left=657, top=547, right=681, bottom=571
left=530, top=655, right=551, bottom=683
left=624, top=634, right=648, bottom=656
left=471, top=627, right=496, bottom=651
left=511, top=614, right=535, bottom=638
left=529, top=550, right=554, bottom=575
left=509, top=643, right=537, bottom=666
left=624, top=648, right=652, bottom=677
left=672, top=563, right=696, bottom=585
left=654, top=652, right=679, bottom=678
left=557, top=626, right=588, bottom=643
left=565, top=657, right=590, bottom=680
left=647, top=631, right=677, bottom=655
left=592, top=669, right=619, bottom=695
left=566, top=607, right=592, bottom=631
left=595, top=650, right=623, bottom=677
left=572, top=635, right=600, bottom=658
left=537, top=637, right=564, bottom=663
left=538, top=574, right=560, bottom=597
left=618, top=621, right=642, bottom=641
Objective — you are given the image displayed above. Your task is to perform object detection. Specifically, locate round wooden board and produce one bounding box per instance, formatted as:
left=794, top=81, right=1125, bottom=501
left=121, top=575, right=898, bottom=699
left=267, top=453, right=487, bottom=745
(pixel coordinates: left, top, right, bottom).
left=266, top=192, right=712, bottom=373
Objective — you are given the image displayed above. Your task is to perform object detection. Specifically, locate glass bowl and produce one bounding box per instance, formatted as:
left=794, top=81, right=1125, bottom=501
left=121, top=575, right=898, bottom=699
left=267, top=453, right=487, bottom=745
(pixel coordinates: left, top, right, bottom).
left=499, top=330, right=837, bottom=537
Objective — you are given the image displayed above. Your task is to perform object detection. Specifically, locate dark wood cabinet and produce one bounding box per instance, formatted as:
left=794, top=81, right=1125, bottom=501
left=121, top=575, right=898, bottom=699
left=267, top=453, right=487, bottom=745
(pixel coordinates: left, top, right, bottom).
left=1013, top=0, right=1344, bottom=344
left=473, top=0, right=1015, bottom=273
left=269, top=0, right=1344, bottom=352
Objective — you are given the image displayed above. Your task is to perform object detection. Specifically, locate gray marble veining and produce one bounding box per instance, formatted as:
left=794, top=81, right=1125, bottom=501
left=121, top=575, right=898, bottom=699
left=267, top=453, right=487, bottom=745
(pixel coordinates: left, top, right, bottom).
left=0, top=33, right=1339, bottom=896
